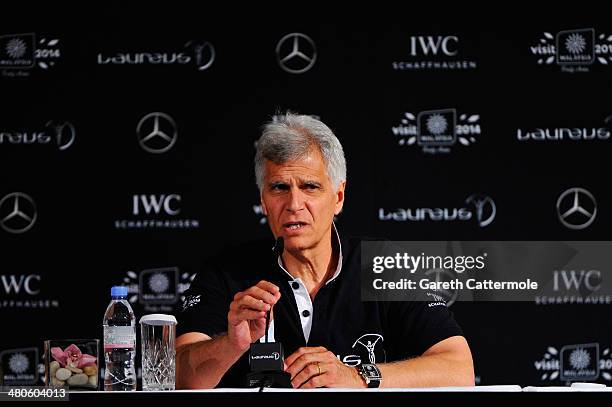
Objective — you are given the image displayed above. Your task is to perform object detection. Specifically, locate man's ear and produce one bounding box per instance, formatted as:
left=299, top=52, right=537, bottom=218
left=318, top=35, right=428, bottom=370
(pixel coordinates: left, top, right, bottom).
left=260, top=196, right=268, bottom=216
left=334, top=181, right=346, bottom=216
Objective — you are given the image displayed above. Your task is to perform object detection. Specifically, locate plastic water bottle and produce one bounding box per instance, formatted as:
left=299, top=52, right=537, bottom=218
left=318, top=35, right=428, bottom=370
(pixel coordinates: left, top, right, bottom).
left=103, top=286, right=137, bottom=391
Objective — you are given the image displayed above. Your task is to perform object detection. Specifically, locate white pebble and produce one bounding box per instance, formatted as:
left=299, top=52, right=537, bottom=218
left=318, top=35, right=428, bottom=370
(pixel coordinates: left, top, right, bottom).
left=55, top=368, right=72, bottom=381
left=67, top=373, right=88, bottom=386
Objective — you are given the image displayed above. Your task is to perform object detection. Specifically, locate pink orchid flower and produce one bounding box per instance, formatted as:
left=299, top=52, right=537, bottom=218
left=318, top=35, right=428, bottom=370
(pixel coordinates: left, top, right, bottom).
left=51, top=344, right=96, bottom=368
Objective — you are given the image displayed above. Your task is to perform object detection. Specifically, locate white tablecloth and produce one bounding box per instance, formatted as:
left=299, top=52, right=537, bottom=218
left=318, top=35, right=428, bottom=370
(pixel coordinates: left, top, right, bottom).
left=73, top=383, right=609, bottom=393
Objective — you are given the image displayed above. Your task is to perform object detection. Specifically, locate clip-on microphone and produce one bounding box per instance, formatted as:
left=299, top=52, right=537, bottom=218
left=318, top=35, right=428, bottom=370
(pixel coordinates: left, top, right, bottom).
left=246, top=237, right=292, bottom=388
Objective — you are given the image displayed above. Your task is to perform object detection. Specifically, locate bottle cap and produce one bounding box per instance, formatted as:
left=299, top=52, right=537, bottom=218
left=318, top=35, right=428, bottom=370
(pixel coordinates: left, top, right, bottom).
left=111, top=286, right=128, bottom=297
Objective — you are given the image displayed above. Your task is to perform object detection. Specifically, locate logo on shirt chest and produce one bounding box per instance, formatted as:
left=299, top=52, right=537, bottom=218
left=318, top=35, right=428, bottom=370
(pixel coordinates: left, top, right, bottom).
left=337, top=333, right=386, bottom=367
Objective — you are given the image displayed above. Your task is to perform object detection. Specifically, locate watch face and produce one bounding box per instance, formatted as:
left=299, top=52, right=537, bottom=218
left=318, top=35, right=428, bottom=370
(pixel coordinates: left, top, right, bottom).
left=360, top=364, right=381, bottom=388
left=362, top=364, right=381, bottom=379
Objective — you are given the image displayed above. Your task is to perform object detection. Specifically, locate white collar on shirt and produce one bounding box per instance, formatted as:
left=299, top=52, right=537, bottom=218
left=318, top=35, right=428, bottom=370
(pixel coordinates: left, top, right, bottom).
left=276, top=221, right=343, bottom=285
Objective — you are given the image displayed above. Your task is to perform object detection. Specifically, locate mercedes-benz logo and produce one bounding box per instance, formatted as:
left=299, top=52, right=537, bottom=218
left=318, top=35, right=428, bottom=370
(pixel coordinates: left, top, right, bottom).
left=45, top=120, right=75, bottom=150
left=136, top=112, right=177, bottom=154
left=276, top=33, right=317, bottom=74
left=557, top=187, right=597, bottom=230
left=185, top=40, right=215, bottom=71
left=0, top=192, right=37, bottom=234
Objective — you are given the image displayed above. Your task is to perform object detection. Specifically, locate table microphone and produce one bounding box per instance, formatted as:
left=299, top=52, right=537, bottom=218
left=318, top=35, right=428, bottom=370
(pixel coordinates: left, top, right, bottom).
left=246, top=237, right=292, bottom=388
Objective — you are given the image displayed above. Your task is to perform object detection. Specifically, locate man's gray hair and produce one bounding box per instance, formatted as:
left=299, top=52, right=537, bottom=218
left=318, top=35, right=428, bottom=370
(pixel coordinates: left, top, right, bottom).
left=254, top=113, right=347, bottom=192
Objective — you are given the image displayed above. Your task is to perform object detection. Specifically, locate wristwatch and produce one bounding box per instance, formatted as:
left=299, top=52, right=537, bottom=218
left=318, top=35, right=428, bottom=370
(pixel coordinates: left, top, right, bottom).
left=357, top=363, right=382, bottom=388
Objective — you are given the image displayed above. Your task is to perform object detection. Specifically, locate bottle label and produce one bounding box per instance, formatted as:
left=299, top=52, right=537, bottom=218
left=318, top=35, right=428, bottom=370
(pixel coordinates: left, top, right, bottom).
left=104, top=326, right=136, bottom=349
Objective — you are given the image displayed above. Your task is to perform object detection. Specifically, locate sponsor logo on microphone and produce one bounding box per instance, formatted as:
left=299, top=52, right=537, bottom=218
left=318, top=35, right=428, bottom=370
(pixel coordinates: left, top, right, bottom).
left=251, top=352, right=280, bottom=361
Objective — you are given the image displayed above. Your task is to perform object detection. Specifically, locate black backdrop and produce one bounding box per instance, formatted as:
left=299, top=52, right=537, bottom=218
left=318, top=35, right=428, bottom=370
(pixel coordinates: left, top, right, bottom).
left=1, top=10, right=611, bottom=387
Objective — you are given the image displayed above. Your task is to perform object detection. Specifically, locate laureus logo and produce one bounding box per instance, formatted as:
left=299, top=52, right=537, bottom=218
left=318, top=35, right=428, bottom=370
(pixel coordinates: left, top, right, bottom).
left=97, top=39, right=215, bottom=71
left=352, top=334, right=386, bottom=364
left=0, top=120, right=76, bottom=151
left=516, top=114, right=611, bottom=142
left=379, top=194, right=496, bottom=228
left=465, top=194, right=496, bottom=228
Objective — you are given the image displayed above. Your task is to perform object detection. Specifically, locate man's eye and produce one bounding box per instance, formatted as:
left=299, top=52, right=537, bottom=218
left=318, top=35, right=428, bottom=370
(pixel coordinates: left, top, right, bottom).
left=271, top=184, right=289, bottom=191
left=303, top=184, right=319, bottom=190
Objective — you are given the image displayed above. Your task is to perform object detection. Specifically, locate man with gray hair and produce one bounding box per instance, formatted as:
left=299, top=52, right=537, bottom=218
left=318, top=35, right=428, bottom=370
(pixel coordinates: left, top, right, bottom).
left=176, top=113, right=474, bottom=389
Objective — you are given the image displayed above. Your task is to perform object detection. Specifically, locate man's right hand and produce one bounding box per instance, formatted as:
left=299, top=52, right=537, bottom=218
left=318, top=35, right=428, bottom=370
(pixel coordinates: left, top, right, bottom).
left=227, top=280, right=281, bottom=352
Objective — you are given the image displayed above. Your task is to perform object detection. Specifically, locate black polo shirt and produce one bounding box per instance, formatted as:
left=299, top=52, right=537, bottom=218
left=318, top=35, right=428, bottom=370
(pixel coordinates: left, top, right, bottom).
left=178, top=233, right=463, bottom=388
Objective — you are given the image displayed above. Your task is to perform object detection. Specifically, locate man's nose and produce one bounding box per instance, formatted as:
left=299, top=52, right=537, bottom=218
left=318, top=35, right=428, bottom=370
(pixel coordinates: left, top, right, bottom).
left=286, top=187, right=305, bottom=213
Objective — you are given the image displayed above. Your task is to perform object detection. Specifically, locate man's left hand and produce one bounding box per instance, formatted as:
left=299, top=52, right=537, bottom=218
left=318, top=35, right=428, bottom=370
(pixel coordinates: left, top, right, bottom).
left=284, top=346, right=365, bottom=388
